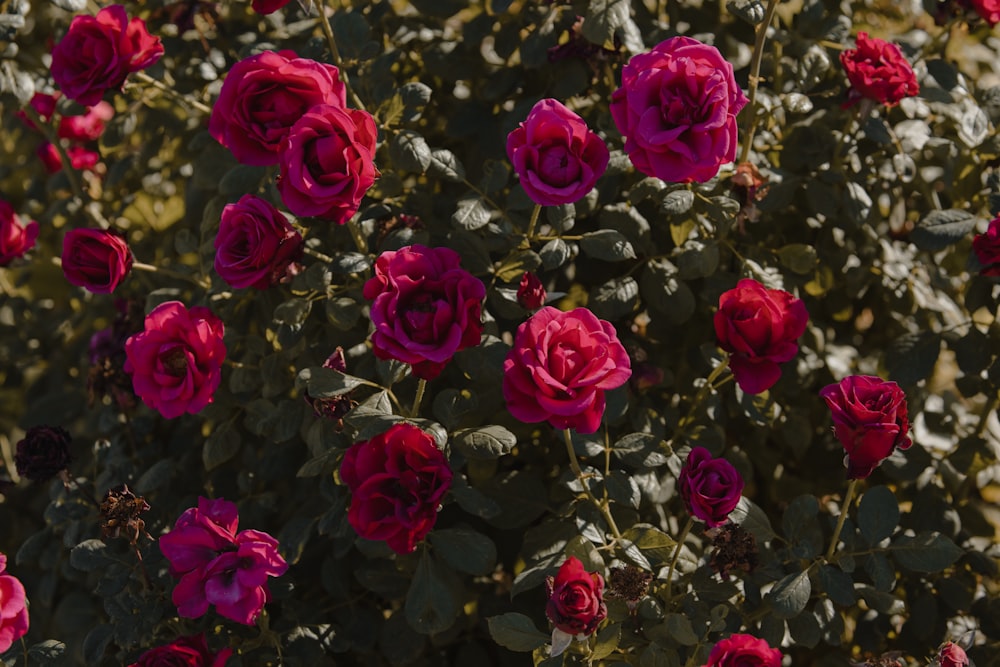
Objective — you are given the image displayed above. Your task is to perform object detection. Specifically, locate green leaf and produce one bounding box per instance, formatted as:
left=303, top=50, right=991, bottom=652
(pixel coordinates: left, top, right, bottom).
left=885, top=331, right=941, bottom=386
left=398, top=81, right=433, bottom=121
left=452, top=425, right=517, bottom=460
left=449, top=476, right=502, bottom=520
left=818, top=565, right=856, bottom=607
left=621, top=524, right=677, bottom=567
left=582, top=0, right=630, bottom=49
left=329, top=252, right=371, bottom=274
left=495, top=249, right=542, bottom=282
left=864, top=552, right=895, bottom=591
left=640, top=261, right=695, bottom=325
left=890, top=531, right=964, bottom=572
left=592, top=623, right=621, bottom=660
left=664, top=613, right=698, bottom=645
left=539, top=238, right=571, bottom=270
left=134, top=458, right=174, bottom=494
left=729, top=496, right=777, bottom=542
left=429, top=527, right=497, bottom=575
left=83, top=626, right=114, bottom=664
left=911, top=209, right=978, bottom=251
left=390, top=130, right=433, bottom=173
left=590, top=276, right=640, bottom=320
left=429, top=149, right=466, bottom=182
left=219, top=164, right=266, bottom=196
left=786, top=610, right=821, bottom=648
left=580, top=230, right=637, bottom=261
left=858, top=485, right=899, bottom=544
left=613, top=433, right=672, bottom=468
left=776, top=244, right=819, bottom=275
left=203, top=420, right=241, bottom=470
left=661, top=189, right=695, bottom=215
left=27, top=640, right=66, bottom=665
left=767, top=569, right=812, bottom=619
left=70, top=539, right=114, bottom=572
left=297, top=366, right=365, bottom=397
left=274, top=298, right=312, bottom=327
left=452, top=196, right=492, bottom=230
left=487, top=613, right=549, bottom=652
left=405, top=549, right=461, bottom=634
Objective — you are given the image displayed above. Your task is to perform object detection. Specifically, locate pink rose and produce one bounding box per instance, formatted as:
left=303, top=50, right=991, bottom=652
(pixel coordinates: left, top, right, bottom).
left=124, top=302, right=226, bottom=419
left=503, top=306, right=631, bottom=434
left=57, top=101, right=114, bottom=142
left=340, top=423, right=453, bottom=554
left=50, top=5, right=164, bottom=106
left=937, top=642, right=970, bottom=667
left=17, top=92, right=60, bottom=130
left=363, top=244, right=485, bottom=380
left=545, top=556, right=607, bottom=636
left=705, top=633, right=782, bottom=667
left=0, top=200, right=38, bottom=266
left=37, top=143, right=102, bottom=174
left=714, top=279, right=808, bottom=395
left=679, top=447, right=744, bottom=527
left=128, top=634, right=232, bottom=667
left=0, top=553, right=30, bottom=654
left=277, top=104, right=378, bottom=223
left=819, top=375, right=912, bottom=479
left=840, top=32, right=919, bottom=108
left=61, top=228, right=133, bottom=294
left=972, top=215, right=1000, bottom=276
left=159, top=497, right=288, bottom=626
left=972, top=0, right=1000, bottom=23
left=506, top=98, right=609, bottom=206
left=214, top=195, right=304, bottom=289
left=516, top=271, right=546, bottom=310
left=251, top=0, right=292, bottom=13
left=209, top=51, right=347, bottom=166
left=610, top=36, right=748, bottom=183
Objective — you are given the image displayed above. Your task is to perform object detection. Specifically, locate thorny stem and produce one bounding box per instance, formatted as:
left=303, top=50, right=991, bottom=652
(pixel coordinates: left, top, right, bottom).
left=312, top=0, right=367, bottom=112
left=133, top=71, right=213, bottom=114
left=411, top=378, right=427, bottom=418
left=563, top=429, right=623, bottom=542
left=302, top=245, right=336, bottom=264
left=133, top=544, right=153, bottom=591
left=21, top=105, right=85, bottom=202
left=666, top=516, right=695, bottom=591
left=738, top=0, right=782, bottom=164
left=525, top=204, right=542, bottom=242
left=825, top=478, right=860, bottom=562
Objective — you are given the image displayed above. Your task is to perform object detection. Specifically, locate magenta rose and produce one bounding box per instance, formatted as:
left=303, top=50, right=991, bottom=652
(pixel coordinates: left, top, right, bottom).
left=545, top=556, right=607, bottom=636
left=57, top=101, right=114, bottom=142
left=124, top=302, right=226, bottom=419
left=50, top=4, right=164, bottom=106
left=209, top=51, right=347, bottom=166
left=714, top=278, right=808, bottom=395
left=972, top=0, right=1000, bottom=23
left=506, top=98, right=609, bottom=206
left=679, top=447, right=744, bottom=527
left=129, top=634, right=232, bottom=667
left=363, top=244, right=485, bottom=380
left=937, top=642, right=970, bottom=667
left=516, top=271, right=546, bottom=310
left=705, top=634, right=782, bottom=667
left=277, top=104, right=378, bottom=223
left=0, top=200, right=38, bottom=266
left=37, top=143, right=102, bottom=174
left=340, top=423, right=453, bottom=554
left=0, top=553, right=29, bottom=654
left=503, top=307, right=631, bottom=434
left=972, top=215, right=1000, bottom=276
left=251, top=0, right=292, bottom=13
left=61, top=228, right=133, bottom=293
left=610, top=36, right=748, bottom=184
left=214, top=195, right=304, bottom=289
left=159, top=497, right=288, bottom=626
left=840, top=32, right=919, bottom=108
left=820, top=375, right=912, bottom=479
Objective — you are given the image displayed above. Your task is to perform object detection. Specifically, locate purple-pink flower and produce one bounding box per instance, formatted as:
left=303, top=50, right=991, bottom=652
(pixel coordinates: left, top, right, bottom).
left=679, top=447, right=744, bottom=527
left=0, top=553, right=30, bottom=653
left=159, top=497, right=288, bottom=626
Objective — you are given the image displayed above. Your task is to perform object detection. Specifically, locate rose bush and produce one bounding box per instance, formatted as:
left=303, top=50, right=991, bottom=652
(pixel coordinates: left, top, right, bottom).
left=61, top=228, right=133, bottom=294
left=214, top=195, right=304, bottom=290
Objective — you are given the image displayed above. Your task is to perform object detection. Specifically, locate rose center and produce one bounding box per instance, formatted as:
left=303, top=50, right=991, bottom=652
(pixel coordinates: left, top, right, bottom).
left=402, top=295, right=440, bottom=344
left=538, top=146, right=581, bottom=187
left=159, top=347, right=189, bottom=377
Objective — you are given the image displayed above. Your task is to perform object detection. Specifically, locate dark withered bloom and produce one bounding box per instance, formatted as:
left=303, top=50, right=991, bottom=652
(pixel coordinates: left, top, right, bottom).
left=707, top=522, right=759, bottom=578
left=14, top=426, right=72, bottom=482
left=100, top=484, right=151, bottom=544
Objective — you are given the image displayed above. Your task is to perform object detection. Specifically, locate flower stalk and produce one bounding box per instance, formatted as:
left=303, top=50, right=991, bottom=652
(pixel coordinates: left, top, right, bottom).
left=563, top=429, right=623, bottom=542
left=825, top=478, right=860, bottom=562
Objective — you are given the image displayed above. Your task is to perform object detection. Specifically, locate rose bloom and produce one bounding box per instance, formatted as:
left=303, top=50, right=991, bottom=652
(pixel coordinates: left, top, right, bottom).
left=0, top=553, right=29, bottom=653
left=37, top=143, right=102, bottom=174
left=503, top=307, right=631, bottom=434
left=972, top=215, right=1000, bottom=276
left=516, top=271, right=546, bottom=310
left=610, top=36, right=748, bottom=183
left=124, top=301, right=226, bottom=419
left=971, top=0, right=1000, bottom=23
left=50, top=4, right=164, bottom=106
left=679, top=446, right=744, bottom=527
left=340, top=423, right=453, bottom=554
left=937, top=642, right=970, bottom=667
left=820, top=375, right=912, bottom=479
left=209, top=50, right=347, bottom=166
left=277, top=104, right=378, bottom=223
left=14, top=425, right=72, bottom=482
left=545, top=556, right=607, bottom=636
left=840, top=32, right=919, bottom=108
left=363, top=244, right=485, bottom=380
left=159, top=497, right=288, bottom=626
left=252, top=0, right=292, bottom=13
left=58, top=101, right=114, bottom=142
left=61, top=228, right=133, bottom=294
left=714, top=279, right=808, bottom=395
left=128, top=634, right=232, bottom=667
left=214, top=195, right=304, bottom=289
left=705, top=633, right=782, bottom=667
left=506, top=98, right=609, bottom=206
left=0, top=200, right=38, bottom=266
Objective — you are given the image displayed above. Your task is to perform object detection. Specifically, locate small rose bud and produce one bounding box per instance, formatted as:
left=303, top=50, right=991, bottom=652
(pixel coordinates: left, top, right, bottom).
left=14, top=426, right=72, bottom=482
left=937, top=642, right=970, bottom=667
left=306, top=347, right=356, bottom=425
left=516, top=271, right=546, bottom=310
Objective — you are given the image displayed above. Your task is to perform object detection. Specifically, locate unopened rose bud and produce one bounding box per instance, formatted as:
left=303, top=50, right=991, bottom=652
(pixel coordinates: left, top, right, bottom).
left=517, top=272, right=546, bottom=310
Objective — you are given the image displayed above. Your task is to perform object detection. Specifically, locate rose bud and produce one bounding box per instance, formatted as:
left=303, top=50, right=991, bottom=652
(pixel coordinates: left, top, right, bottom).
left=937, top=642, right=970, bottom=667
left=516, top=271, right=546, bottom=310
left=0, top=200, right=38, bottom=266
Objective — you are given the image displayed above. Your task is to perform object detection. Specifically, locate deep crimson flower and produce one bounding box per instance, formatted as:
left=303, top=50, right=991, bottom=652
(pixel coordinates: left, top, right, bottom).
left=251, top=0, right=292, bottom=13
left=14, top=425, right=72, bottom=482
left=214, top=195, right=303, bottom=289
left=679, top=447, right=744, bottom=527
left=820, top=375, right=912, bottom=479
left=340, top=423, right=453, bottom=554
left=972, top=215, right=1000, bottom=276
left=545, top=556, right=607, bottom=636
left=840, top=32, right=919, bottom=108
left=61, top=228, right=133, bottom=294
left=128, top=634, right=231, bottom=667
left=0, top=553, right=29, bottom=653
left=516, top=271, right=546, bottom=310
left=0, top=200, right=38, bottom=266
left=971, top=0, right=1000, bottom=22
left=705, top=634, right=782, bottom=667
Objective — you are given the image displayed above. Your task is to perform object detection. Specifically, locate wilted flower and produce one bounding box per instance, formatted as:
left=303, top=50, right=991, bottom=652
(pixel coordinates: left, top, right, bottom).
left=14, top=426, right=72, bottom=482
left=100, top=484, right=151, bottom=544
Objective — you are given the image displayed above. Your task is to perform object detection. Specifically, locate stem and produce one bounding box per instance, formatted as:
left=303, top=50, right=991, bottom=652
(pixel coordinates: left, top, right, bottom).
left=133, top=71, right=213, bottom=115
left=677, top=354, right=730, bottom=432
left=410, top=378, right=427, bottom=417
left=131, top=260, right=211, bottom=288
left=666, top=516, right=694, bottom=589
left=738, top=0, right=781, bottom=164
left=21, top=105, right=85, bottom=201
left=346, top=218, right=368, bottom=255
left=825, top=478, right=860, bottom=562
left=563, top=429, right=623, bottom=542
left=525, top=203, right=542, bottom=242
left=302, top=245, right=336, bottom=263
left=311, top=0, right=367, bottom=111
left=975, top=391, right=1000, bottom=438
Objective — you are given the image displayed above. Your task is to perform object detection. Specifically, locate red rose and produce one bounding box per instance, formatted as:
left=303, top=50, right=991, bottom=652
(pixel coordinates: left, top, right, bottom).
left=503, top=307, right=631, bottom=434
left=0, top=553, right=29, bottom=654
left=214, top=195, right=304, bottom=289
left=363, top=244, right=485, bottom=380
left=506, top=98, right=609, bottom=206
left=972, top=215, right=1000, bottom=276
left=516, top=271, right=546, bottom=310
left=339, top=423, right=453, bottom=554
left=705, top=633, right=782, bottom=667
left=209, top=51, right=346, bottom=166
left=714, top=279, right=808, bottom=395
left=839, top=32, right=919, bottom=108
left=50, top=5, right=164, bottom=106
left=129, top=634, right=231, bottom=667
left=57, top=101, right=114, bottom=142
left=61, top=228, right=133, bottom=293
left=277, top=104, right=378, bottom=223
left=545, top=556, right=607, bottom=636
left=0, top=200, right=38, bottom=266
left=17, top=92, right=60, bottom=130
left=820, top=375, right=912, bottom=479
left=679, top=447, right=744, bottom=527
left=610, top=36, right=748, bottom=183
left=124, top=302, right=226, bottom=419
left=251, top=0, right=292, bottom=13
left=937, top=642, right=970, bottom=667
left=972, top=0, right=1000, bottom=23
left=37, top=143, right=102, bottom=174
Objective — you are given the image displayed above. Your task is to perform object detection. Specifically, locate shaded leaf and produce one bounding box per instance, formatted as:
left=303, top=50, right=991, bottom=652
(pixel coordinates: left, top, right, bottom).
left=858, top=485, right=899, bottom=544
left=487, top=613, right=549, bottom=652
left=430, top=527, right=497, bottom=575
left=767, top=569, right=812, bottom=619
left=911, top=209, right=977, bottom=251
left=890, top=532, right=963, bottom=573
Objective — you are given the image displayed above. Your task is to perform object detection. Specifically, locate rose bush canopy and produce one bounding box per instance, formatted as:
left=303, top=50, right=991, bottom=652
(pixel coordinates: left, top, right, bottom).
left=1, top=0, right=999, bottom=666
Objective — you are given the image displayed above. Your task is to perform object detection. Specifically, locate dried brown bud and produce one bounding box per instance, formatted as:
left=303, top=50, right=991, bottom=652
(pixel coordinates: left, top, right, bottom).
left=707, top=522, right=758, bottom=578
left=100, top=484, right=151, bottom=544
left=606, top=564, right=653, bottom=606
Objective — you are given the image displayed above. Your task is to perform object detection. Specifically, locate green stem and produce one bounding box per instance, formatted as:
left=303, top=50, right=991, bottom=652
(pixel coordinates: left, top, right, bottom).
left=665, top=516, right=694, bottom=590
left=21, top=105, right=85, bottom=201
left=825, top=478, right=860, bottom=562
left=133, top=71, right=213, bottom=114
left=525, top=203, right=542, bottom=243
left=563, top=429, right=623, bottom=542
left=677, top=354, right=730, bottom=432
left=410, top=378, right=427, bottom=418
left=738, top=0, right=781, bottom=164
left=131, top=260, right=211, bottom=288
left=311, top=0, right=367, bottom=111
left=346, top=218, right=368, bottom=255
